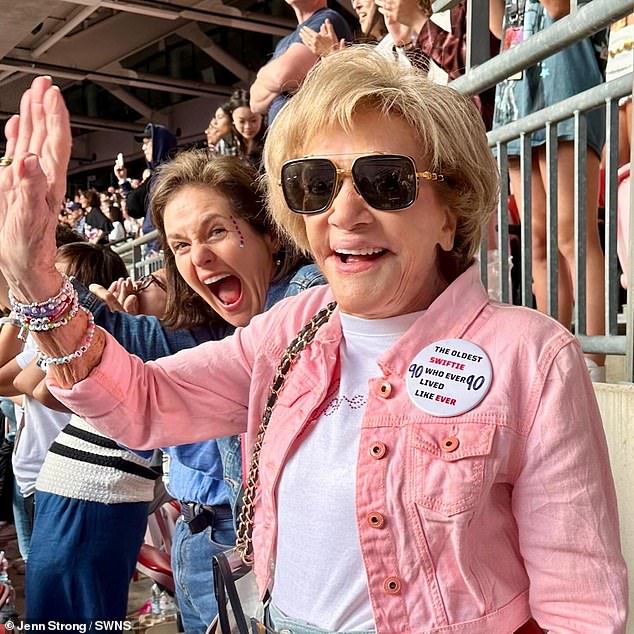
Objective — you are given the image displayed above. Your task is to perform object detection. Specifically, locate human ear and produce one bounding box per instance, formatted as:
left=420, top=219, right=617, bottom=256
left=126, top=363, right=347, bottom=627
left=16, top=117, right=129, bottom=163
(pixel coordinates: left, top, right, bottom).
left=438, top=207, right=457, bottom=252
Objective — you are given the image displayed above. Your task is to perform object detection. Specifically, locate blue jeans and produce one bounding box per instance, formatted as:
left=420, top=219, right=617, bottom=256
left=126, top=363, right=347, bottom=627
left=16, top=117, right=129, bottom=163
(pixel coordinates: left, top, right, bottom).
left=12, top=482, right=32, bottom=561
left=0, top=399, right=16, bottom=431
left=172, top=513, right=236, bottom=634
left=267, top=604, right=376, bottom=634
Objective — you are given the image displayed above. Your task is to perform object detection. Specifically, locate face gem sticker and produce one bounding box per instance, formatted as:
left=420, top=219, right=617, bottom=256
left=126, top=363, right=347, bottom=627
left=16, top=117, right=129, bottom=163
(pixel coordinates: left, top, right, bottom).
left=406, top=339, right=492, bottom=417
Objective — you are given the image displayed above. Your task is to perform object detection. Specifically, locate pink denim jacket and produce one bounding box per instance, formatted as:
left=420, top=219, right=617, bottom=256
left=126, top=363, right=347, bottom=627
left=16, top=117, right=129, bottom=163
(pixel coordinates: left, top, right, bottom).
left=51, top=264, right=627, bottom=633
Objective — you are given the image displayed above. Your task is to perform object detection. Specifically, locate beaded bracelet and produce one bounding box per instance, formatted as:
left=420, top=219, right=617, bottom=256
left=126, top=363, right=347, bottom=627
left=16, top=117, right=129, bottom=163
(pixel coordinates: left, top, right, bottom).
left=37, top=307, right=96, bottom=369
left=10, top=277, right=79, bottom=341
left=9, top=275, right=75, bottom=320
left=22, top=294, right=79, bottom=333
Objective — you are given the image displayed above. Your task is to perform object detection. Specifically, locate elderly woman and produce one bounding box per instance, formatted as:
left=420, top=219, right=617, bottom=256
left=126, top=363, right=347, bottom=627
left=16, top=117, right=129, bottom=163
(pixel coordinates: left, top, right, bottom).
left=0, top=48, right=627, bottom=632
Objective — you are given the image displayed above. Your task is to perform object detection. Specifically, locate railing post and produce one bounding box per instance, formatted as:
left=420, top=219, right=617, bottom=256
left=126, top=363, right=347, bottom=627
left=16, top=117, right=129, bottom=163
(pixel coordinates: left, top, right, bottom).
left=520, top=133, right=533, bottom=308
left=574, top=111, right=587, bottom=336
left=604, top=98, right=620, bottom=337
left=497, top=142, right=510, bottom=302
left=545, top=122, right=559, bottom=321
left=132, top=244, right=142, bottom=281
left=479, top=235, right=488, bottom=289
left=625, top=78, right=634, bottom=382
left=466, top=0, right=490, bottom=70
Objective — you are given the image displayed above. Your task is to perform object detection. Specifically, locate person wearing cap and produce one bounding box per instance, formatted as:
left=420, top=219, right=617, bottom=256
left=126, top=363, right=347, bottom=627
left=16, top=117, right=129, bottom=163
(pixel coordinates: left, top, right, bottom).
left=127, top=123, right=177, bottom=253
left=59, top=201, right=83, bottom=233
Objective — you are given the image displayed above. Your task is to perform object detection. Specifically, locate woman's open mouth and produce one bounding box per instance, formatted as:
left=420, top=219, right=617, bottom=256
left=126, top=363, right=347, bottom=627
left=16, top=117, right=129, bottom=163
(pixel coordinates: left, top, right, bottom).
left=204, top=273, right=243, bottom=308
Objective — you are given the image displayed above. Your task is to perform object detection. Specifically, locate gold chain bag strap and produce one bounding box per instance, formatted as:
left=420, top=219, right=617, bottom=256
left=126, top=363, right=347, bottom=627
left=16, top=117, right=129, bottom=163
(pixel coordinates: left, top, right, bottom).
left=235, top=301, right=337, bottom=566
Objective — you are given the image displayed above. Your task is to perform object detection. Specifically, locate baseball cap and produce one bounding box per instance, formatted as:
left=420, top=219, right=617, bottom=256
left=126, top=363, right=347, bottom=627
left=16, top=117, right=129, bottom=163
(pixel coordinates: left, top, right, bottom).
left=134, top=123, right=153, bottom=142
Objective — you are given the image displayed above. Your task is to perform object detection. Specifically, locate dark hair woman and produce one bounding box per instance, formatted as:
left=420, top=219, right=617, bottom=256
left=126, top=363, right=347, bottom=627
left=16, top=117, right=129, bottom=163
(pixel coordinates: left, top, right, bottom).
left=228, top=88, right=266, bottom=170
left=56, top=242, right=128, bottom=285
left=206, top=101, right=239, bottom=157
left=79, top=188, right=113, bottom=245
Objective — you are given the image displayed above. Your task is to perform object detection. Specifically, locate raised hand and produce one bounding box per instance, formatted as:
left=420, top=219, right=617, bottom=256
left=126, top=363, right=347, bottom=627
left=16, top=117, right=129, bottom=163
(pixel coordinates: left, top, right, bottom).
left=299, top=19, right=345, bottom=57
left=0, top=76, right=71, bottom=301
left=4, top=76, right=71, bottom=210
left=89, top=282, right=127, bottom=313
left=108, top=277, right=140, bottom=314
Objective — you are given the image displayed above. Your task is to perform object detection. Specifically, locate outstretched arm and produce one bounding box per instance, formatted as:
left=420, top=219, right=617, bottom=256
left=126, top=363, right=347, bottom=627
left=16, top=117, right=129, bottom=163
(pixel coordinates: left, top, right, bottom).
left=0, top=77, right=106, bottom=389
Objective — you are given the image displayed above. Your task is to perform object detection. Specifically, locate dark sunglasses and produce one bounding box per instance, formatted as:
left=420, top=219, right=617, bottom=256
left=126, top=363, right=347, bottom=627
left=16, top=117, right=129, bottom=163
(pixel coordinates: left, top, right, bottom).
left=280, top=153, right=444, bottom=214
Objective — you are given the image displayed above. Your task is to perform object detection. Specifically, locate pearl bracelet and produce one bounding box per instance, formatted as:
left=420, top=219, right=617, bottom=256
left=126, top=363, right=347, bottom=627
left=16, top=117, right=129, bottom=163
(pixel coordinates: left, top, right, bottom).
left=37, top=307, right=96, bottom=369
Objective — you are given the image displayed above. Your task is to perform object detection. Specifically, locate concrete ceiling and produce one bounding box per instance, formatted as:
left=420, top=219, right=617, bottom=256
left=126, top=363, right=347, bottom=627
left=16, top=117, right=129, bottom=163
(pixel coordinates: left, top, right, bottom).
left=0, top=0, right=298, bottom=141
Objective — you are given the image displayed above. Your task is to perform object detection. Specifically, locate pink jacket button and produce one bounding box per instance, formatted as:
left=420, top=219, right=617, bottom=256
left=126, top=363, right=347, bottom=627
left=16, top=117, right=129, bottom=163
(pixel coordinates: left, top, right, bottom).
left=384, top=576, right=401, bottom=594
left=369, top=442, right=387, bottom=459
left=367, top=512, right=385, bottom=528
left=378, top=381, right=392, bottom=398
left=441, top=436, right=460, bottom=452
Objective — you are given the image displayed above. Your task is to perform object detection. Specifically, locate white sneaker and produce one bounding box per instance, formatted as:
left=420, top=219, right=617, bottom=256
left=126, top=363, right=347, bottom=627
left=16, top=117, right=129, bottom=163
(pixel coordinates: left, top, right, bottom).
left=585, top=358, right=606, bottom=383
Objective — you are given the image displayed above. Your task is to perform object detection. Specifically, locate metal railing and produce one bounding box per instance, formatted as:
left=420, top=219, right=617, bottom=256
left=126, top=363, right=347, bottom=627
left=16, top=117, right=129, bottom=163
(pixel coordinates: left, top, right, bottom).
left=485, top=75, right=631, bottom=347
left=447, top=0, right=634, bottom=379
left=111, top=230, right=164, bottom=279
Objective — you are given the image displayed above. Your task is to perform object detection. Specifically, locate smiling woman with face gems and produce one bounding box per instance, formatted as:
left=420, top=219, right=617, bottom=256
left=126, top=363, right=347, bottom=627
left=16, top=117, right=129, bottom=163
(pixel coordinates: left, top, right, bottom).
left=0, top=47, right=627, bottom=633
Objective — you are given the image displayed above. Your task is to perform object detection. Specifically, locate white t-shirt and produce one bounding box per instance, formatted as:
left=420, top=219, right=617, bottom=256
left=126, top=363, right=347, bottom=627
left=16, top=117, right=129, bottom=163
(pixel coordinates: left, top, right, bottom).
left=273, top=310, right=423, bottom=630
left=108, top=221, right=126, bottom=243
left=12, top=337, right=71, bottom=497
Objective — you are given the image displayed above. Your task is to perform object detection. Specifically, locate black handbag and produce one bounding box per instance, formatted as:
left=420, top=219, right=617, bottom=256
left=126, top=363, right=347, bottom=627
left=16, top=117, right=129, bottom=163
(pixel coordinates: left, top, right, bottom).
left=210, top=303, right=336, bottom=634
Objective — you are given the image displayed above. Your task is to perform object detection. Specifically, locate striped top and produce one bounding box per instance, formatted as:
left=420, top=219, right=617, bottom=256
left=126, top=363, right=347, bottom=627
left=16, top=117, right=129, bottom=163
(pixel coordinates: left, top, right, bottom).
left=36, top=415, right=158, bottom=504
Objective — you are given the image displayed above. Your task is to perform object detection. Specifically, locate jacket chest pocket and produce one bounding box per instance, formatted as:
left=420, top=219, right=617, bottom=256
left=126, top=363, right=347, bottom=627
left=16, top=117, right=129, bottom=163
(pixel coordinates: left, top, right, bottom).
left=409, top=422, right=495, bottom=516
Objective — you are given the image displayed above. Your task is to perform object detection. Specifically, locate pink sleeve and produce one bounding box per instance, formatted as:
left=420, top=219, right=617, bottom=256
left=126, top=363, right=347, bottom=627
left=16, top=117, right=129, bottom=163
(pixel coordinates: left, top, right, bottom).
left=48, top=325, right=256, bottom=450
left=512, top=341, right=628, bottom=631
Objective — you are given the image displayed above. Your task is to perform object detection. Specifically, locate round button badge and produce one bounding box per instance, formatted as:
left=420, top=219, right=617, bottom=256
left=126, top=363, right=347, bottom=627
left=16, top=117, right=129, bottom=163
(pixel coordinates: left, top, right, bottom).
left=406, top=339, right=492, bottom=417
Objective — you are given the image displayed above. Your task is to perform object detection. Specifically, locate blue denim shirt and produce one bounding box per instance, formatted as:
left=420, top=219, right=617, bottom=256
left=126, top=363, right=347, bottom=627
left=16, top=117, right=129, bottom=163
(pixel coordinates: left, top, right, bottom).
left=73, top=263, right=325, bottom=514
left=73, top=278, right=234, bottom=506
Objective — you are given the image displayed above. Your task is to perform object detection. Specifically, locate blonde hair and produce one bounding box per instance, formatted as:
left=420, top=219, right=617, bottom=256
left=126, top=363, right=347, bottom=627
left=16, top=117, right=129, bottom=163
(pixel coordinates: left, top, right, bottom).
left=263, top=45, right=499, bottom=279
